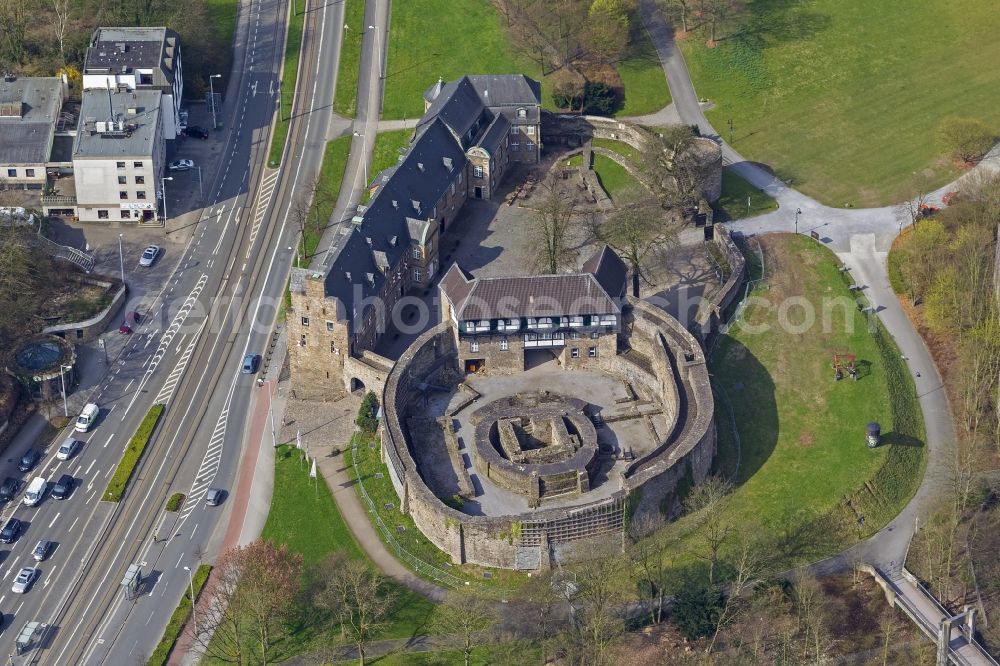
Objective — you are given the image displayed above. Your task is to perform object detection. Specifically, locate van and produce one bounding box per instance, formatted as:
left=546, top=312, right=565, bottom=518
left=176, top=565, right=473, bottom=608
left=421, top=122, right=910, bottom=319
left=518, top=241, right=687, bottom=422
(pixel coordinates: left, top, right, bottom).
left=75, top=403, right=99, bottom=432
left=23, top=477, right=47, bottom=506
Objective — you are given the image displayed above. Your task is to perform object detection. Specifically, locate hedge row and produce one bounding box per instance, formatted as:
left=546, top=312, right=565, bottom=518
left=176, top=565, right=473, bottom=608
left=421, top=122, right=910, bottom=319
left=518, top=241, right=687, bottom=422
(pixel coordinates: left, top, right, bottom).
left=147, top=564, right=212, bottom=666
left=102, top=404, right=165, bottom=502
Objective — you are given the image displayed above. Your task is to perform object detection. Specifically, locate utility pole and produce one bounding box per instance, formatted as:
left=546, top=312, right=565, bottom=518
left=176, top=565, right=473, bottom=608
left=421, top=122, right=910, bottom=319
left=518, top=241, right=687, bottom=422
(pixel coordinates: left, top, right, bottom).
left=209, top=74, right=222, bottom=129
left=728, top=118, right=733, bottom=144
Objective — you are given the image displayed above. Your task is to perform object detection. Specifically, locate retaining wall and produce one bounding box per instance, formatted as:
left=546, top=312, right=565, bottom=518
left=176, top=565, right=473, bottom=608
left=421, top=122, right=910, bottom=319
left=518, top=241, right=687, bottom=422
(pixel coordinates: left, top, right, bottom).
left=42, top=275, right=126, bottom=343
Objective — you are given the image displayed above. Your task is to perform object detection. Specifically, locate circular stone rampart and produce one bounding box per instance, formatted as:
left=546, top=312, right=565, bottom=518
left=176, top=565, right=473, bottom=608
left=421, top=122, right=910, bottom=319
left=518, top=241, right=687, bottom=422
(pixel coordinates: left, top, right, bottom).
left=470, top=393, right=599, bottom=500
left=380, top=297, right=716, bottom=570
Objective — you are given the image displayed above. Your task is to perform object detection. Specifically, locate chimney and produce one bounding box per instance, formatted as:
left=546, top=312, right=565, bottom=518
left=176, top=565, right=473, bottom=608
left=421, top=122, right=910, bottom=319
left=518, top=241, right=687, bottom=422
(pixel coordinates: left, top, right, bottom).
left=411, top=200, right=421, bottom=214
left=391, top=199, right=398, bottom=209
left=443, top=157, right=453, bottom=170
left=417, top=162, right=424, bottom=172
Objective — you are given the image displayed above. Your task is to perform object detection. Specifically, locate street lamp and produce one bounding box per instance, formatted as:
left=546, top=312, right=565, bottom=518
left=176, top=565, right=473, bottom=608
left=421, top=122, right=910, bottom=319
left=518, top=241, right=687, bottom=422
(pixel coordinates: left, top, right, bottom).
left=794, top=207, right=802, bottom=234
left=118, top=233, right=125, bottom=285
left=58, top=363, right=73, bottom=417
left=161, top=176, right=174, bottom=224
left=209, top=74, right=222, bottom=129
left=369, top=25, right=382, bottom=79
left=353, top=131, right=368, bottom=188
left=183, top=565, right=198, bottom=635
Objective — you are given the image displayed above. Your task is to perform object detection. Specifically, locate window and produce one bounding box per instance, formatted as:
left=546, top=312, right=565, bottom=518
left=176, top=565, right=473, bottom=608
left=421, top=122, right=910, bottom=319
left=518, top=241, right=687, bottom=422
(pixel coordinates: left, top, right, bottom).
left=450, top=182, right=456, bottom=196
left=5, top=168, right=16, bottom=177
left=25, top=168, right=34, bottom=177
left=412, top=248, right=421, bottom=260
left=588, top=347, right=597, bottom=357
left=517, top=108, right=527, bottom=118
left=570, top=331, right=580, bottom=340
left=458, top=171, right=463, bottom=184
left=499, top=338, right=509, bottom=351
left=133, top=161, right=143, bottom=168
left=526, top=125, right=535, bottom=135
left=136, top=191, right=146, bottom=200
left=470, top=340, right=480, bottom=353
left=473, top=165, right=483, bottom=178
left=511, top=141, right=519, bottom=151
left=413, top=269, right=422, bottom=282
left=98, top=210, right=109, bottom=219
left=119, top=191, right=128, bottom=200
left=301, top=316, right=310, bottom=326
left=135, top=176, right=145, bottom=184
left=527, top=142, right=535, bottom=151
left=510, top=125, right=520, bottom=134
left=116, top=161, right=126, bottom=169
left=591, top=331, right=600, bottom=339
left=118, top=176, right=127, bottom=185
left=571, top=348, right=580, bottom=358
left=120, top=210, right=130, bottom=219
left=326, top=321, right=334, bottom=332
left=300, top=334, right=306, bottom=346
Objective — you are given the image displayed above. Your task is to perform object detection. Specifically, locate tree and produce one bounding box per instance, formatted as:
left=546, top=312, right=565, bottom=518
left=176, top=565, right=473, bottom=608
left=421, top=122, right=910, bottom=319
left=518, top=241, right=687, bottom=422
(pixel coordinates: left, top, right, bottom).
left=0, top=0, right=28, bottom=71
left=510, top=571, right=566, bottom=663
left=641, top=126, right=717, bottom=214
left=356, top=391, right=379, bottom=433
left=672, top=570, right=723, bottom=640
left=669, top=0, right=693, bottom=33
left=531, top=173, right=578, bottom=274
left=550, top=67, right=585, bottom=110
left=629, top=517, right=674, bottom=625
left=582, top=81, right=619, bottom=116
left=698, top=0, right=742, bottom=44
left=193, top=541, right=303, bottom=665
left=311, top=553, right=396, bottom=666
left=937, top=116, right=996, bottom=164
left=575, top=557, right=624, bottom=665
left=433, top=591, right=500, bottom=666
left=792, top=575, right=831, bottom=662
left=683, top=475, right=734, bottom=585
left=587, top=188, right=681, bottom=296
left=49, top=0, right=73, bottom=65
left=584, top=0, right=631, bottom=63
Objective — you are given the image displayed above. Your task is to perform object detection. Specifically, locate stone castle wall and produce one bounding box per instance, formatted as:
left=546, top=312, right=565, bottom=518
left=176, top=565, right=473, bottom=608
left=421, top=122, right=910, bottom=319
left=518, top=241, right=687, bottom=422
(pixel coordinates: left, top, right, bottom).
left=380, top=297, right=716, bottom=569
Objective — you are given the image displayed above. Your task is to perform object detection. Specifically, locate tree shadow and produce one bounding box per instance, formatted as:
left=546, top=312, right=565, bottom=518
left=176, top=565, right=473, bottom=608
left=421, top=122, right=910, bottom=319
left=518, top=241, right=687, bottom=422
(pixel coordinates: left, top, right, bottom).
left=878, top=431, right=924, bottom=449
left=709, top=335, right=778, bottom=485
left=721, top=0, right=834, bottom=49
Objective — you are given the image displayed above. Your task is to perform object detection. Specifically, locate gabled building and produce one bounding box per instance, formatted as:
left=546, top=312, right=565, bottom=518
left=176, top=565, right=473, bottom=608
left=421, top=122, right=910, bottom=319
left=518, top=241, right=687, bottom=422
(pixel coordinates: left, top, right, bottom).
left=439, top=245, right=628, bottom=374
left=288, top=74, right=542, bottom=397
left=82, top=27, right=184, bottom=139
left=0, top=75, right=68, bottom=190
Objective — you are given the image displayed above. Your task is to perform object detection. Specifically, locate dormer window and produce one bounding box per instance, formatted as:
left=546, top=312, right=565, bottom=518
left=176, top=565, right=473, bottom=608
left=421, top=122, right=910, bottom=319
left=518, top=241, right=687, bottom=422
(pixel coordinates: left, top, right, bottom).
left=517, top=108, right=526, bottom=118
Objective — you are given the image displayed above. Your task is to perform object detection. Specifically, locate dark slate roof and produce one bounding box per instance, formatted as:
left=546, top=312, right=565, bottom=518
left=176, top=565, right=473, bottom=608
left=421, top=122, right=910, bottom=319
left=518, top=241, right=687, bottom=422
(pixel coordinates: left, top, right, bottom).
left=440, top=248, right=627, bottom=321
left=0, top=77, right=62, bottom=164
left=476, top=113, right=510, bottom=154
left=83, top=27, right=180, bottom=88
left=323, top=229, right=384, bottom=321
left=418, top=74, right=541, bottom=147
left=465, top=75, right=541, bottom=108
left=423, top=77, right=445, bottom=104
left=418, top=77, right=486, bottom=147
left=582, top=245, right=629, bottom=300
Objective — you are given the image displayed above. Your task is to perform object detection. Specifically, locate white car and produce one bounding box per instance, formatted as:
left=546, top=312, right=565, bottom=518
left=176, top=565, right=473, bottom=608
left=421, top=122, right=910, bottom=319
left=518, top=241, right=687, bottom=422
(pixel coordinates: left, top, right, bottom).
left=168, top=159, right=194, bottom=171
left=139, top=245, right=160, bottom=267
left=12, top=567, right=38, bottom=594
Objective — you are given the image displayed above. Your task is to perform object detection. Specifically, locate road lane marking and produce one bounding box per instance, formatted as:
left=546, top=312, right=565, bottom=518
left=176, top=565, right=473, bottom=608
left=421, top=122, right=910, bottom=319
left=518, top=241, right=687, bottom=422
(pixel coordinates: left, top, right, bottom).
left=86, top=459, right=96, bottom=474
left=69, top=516, right=79, bottom=532
left=48, top=512, right=60, bottom=528
left=124, top=379, right=134, bottom=393
left=175, top=553, right=183, bottom=569
left=190, top=522, right=199, bottom=541
left=86, top=490, right=97, bottom=505
left=43, top=565, right=57, bottom=587
left=104, top=467, right=113, bottom=478
left=102, top=433, right=113, bottom=448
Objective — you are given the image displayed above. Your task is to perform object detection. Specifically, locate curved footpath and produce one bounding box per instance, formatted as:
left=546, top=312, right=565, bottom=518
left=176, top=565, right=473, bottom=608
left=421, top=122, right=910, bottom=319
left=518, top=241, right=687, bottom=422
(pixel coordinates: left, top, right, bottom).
left=637, top=0, right=1000, bottom=575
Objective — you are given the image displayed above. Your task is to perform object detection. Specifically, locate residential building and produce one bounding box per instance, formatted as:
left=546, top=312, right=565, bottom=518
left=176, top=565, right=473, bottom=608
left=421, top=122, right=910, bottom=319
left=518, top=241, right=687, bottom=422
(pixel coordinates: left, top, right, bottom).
left=0, top=75, right=68, bottom=191
left=82, top=27, right=184, bottom=139
left=439, top=245, right=628, bottom=374
left=288, top=74, right=542, bottom=396
left=71, top=88, right=164, bottom=226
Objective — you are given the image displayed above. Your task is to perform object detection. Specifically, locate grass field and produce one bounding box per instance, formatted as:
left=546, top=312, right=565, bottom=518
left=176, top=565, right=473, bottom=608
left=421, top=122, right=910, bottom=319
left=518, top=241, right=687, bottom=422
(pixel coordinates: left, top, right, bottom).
left=699, top=234, right=925, bottom=564
left=383, top=0, right=669, bottom=119
left=713, top=169, right=779, bottom=221
left=592, top=137, right=642, bottom=162
left=268, top=3, right=305, bottom=165
left=201, top=445, right=438, bottom=664
left=333, top=0, right=365, bottom=117
left=371, top=130, right=413, bottom=181
left=679, top=0, right=1000, bottom=206
left=591, top=154, right=636, bottom=200
left=299, top=136, right=351, bottom=262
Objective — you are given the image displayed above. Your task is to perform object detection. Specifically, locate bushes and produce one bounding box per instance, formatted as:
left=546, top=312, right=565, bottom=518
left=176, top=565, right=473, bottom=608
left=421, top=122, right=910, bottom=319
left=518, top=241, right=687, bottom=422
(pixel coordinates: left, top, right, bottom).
left=355, top=392, right=379, bottom=434
left=166, top=492, right=186, bottom=512
left=583, top=81, right=620, bottom=116
left=147, top=564, right=212, bottom=666
left=103, top=404, right=165, bottom=502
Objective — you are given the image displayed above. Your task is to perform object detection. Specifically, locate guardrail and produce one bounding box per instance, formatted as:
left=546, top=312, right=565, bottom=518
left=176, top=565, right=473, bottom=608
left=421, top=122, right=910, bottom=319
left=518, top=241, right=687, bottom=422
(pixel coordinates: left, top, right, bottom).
left=349, top=438, right=509, bottom=601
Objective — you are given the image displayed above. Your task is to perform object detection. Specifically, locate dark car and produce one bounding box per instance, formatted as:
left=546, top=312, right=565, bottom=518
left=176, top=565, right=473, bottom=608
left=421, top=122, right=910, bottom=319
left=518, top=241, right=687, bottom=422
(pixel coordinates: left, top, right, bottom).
left=51, top=474, right=75, bottom=500
left=205, top=488, right=226, bottom=506
left=17, top=449, right=40, bottom=473
left=184, top=126, right=209, bottom=139
left=0, top=477, right=18, bottom=502
left=241, top=353, right=260, bottom=375
left=0, top=518, right=21, bottom=544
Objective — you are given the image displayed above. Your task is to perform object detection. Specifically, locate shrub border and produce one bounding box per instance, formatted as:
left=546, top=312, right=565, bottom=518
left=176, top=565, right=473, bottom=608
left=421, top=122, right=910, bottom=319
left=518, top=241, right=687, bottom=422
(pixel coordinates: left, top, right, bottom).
left=102, top=404, right=165, bottom=502
left=147, top=563, right=212, bottom=665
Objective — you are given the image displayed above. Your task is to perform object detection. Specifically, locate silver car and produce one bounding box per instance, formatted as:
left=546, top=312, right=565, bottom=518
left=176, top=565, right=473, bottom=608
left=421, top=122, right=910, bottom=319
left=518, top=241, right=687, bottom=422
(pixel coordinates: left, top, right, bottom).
left=32, top=540, right=52, bottom=562
left=139, top=245, right=160, bottom=267
left=12, top=567, right=38, bottom=593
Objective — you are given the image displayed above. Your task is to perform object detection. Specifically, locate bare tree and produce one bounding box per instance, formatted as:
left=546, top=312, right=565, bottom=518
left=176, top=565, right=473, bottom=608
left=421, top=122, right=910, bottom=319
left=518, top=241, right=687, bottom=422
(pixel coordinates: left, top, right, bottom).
left=312, top=553, right=396, bottom=666
left=192, top=548, right=248, bottom=665
left=433, top=591, right=500, bottom=666
left=629, top=516, right=674, bottom=625
left=683, top=475, right=733, bottom=585
left=587, top=188, right=681, bottom=296
left=575, top=557, right=624, bottom=666
left=707, top=539, right=763, bottom=653
left=668, top=0, right=693, bottom=33
left=792, top=575, right=831, bottom=663
left=50, top=0, right=72, bottom=65
left=531, top=173, right=578, bottom=274
left=511, top=571, right=565, bottom=664
left=937, top=116, right=997, bottom=165
left=642, top=126, right=718, bottom=215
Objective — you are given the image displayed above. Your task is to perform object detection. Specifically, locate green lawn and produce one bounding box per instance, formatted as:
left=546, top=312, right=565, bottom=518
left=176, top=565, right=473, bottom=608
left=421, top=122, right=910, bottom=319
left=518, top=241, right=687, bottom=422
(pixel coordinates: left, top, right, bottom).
left=679, top=0, right=1000, bottom=206
left=592, top=137, right=641, bottom=162
left=299, top=136, right=351, bottom=263
left=201, top=445, right=438, bottom=664
left=617, top=24, right=671, bottom=116
left=713, top=168, right=778, bottom=221
left=700, top=234, right=925, bottom=563
left=362, top=130, right=413, bottom=203
left=268, top=2, right=306, bottom=166
left=333, top=0, right=365, bottom=117
left=383, top=0, right=669, bottom=119
left=591, top=154, right=636, bottom=200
